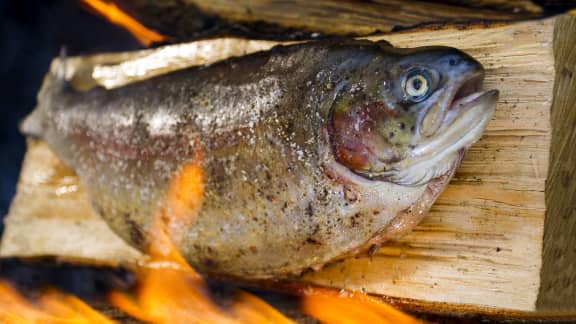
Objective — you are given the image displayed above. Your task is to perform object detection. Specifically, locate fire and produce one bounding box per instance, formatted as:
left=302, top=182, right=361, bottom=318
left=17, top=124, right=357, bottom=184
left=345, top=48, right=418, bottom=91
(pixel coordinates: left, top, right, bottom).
left=301, top=287, right=424, bottom=324
left=0, top=159, right=423, bottom=323
left=0, top=280, right=115, bottom=324
left=108, top=159, right=297, bottom=323
left=107, top=158, right=422, bottom=323
left=80, top=0, right=168, bottom=46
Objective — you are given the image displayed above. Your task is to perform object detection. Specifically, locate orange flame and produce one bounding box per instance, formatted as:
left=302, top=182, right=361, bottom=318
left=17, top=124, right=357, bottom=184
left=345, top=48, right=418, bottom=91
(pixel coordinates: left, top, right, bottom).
left=0, top=280, right=115, bottom=324
left=80, top=0, right=169, bottom=46
left=108, top=159, right=297, bottom=323
left=0, top=158, right=423, bottom=323
left=301, top=287, right=424, bottom=324
left=107, top=157, right=422, bottom=323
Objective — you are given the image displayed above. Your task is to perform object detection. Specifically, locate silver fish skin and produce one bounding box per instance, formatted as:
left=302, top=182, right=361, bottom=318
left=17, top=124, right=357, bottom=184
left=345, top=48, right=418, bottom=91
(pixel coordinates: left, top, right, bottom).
left=22, top=39, right=497, bottom=278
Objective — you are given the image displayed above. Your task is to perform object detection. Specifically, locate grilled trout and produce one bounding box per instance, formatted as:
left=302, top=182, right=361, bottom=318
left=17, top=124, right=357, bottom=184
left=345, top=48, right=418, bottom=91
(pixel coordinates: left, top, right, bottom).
left=22, top=39, right=498, bottom=278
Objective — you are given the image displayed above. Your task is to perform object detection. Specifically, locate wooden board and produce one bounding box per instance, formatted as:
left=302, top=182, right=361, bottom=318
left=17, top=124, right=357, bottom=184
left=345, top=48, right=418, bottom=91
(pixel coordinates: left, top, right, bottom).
left=2, top=15, right=576, bottom=314
left=304, top=18, right=554, bottom=311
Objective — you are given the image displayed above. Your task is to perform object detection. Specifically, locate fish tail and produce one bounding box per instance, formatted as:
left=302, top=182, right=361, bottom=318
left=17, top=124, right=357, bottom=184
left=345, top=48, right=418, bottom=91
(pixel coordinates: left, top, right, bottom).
left=20, top=47, right=69, bottom=137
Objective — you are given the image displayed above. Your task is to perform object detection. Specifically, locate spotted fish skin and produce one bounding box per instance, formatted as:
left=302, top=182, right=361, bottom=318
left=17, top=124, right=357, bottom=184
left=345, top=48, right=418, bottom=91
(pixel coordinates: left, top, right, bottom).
left=23, top=39, right=497, bottom=278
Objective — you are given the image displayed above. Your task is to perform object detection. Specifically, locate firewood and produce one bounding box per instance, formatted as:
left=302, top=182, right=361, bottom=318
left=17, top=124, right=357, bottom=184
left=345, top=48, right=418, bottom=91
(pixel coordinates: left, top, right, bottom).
left=115, top=0, right=542, bottom=39
left=2, top=14, right=576, bottom=315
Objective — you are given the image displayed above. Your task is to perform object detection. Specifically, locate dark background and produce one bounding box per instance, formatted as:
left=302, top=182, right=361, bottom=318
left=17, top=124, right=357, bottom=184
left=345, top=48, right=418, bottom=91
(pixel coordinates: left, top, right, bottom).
left=0, top=0, right=141, bottom=229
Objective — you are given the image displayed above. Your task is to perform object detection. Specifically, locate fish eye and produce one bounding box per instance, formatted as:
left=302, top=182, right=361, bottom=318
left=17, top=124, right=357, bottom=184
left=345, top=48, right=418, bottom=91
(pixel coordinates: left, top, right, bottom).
left=403, top=70, right=432, bottom=103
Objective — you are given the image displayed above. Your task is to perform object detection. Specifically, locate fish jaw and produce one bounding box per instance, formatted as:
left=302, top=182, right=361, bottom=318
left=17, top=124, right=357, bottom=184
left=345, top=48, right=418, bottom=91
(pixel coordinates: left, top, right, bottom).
left=391, top=89, right=498, bottom=186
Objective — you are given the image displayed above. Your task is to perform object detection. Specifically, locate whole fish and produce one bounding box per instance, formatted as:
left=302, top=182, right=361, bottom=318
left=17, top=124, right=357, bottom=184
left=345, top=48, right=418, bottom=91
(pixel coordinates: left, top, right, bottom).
left=22, top=39, right=498, bottom=278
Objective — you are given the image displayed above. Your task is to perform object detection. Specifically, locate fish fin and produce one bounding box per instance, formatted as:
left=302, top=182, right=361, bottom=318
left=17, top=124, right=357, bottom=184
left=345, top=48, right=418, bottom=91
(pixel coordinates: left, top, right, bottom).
left=20, top=109, right=44, bottom=138
left=55, top=46, right=70, bottom=91
left=20, top=47, right=70, bottom=138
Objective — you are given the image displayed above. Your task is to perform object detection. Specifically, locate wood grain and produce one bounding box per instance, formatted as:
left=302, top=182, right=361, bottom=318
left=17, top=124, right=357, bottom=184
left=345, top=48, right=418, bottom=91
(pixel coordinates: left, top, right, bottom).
left=2, top=15, right=575, bottom=313
left=188, top=0, right=526, bottom=34
left=1, top=139, right=143, bottom=265
left=302, top=17, right=555, bottom=311
left=117, top=0, right=539, bottom=39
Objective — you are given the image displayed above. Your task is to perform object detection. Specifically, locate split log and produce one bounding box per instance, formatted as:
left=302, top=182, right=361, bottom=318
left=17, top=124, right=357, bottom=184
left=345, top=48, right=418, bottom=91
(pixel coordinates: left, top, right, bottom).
left=2, top=14, right=576, bottom=315
left=113, top=0, right=543, bottom=40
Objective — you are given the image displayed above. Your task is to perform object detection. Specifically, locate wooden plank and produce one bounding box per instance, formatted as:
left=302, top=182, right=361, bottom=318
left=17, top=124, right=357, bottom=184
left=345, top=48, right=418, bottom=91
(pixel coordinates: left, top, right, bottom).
left=302, top=17, right=555, bottom=311
left=1, top=139, right=143, bottom=266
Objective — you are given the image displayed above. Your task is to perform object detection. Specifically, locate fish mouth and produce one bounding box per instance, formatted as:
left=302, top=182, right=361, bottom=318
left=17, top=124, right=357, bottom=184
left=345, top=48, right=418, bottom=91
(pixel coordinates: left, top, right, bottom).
left=442, top=73, right=486, bottom=128
left=383, top=76, right=498, bottom=186
left=412, top=74, right=498, bottom=159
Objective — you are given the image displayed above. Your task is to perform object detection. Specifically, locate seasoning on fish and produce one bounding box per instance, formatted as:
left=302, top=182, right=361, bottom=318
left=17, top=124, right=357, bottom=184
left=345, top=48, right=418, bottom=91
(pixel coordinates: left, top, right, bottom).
left=21, top=39, right=498, bottom=278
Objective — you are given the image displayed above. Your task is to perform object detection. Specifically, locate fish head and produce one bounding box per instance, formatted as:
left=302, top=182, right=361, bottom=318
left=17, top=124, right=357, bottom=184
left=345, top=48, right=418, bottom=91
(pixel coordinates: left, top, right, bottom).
left=328, top=45, right=498, bottom=186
